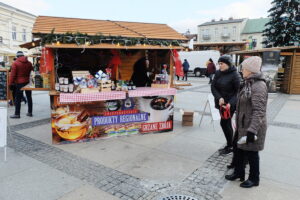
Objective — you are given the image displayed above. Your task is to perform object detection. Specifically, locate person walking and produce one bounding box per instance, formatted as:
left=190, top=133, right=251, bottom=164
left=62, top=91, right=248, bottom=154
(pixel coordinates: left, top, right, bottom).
left=206, top=58, right=216, bottom=84
left=182, top=59, right=190, bottom=81
left=211, top=55, right=241, bottom=155
left=9, top=51, right=33, bottom=118
left=9, top=57, right=27, bottom=106
left=225, top=56, right=268, bottom=188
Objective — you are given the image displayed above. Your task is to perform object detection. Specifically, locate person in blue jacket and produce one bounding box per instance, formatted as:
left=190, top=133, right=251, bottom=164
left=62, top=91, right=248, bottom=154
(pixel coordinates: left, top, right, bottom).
left=182, top=59, right=190, bottom=81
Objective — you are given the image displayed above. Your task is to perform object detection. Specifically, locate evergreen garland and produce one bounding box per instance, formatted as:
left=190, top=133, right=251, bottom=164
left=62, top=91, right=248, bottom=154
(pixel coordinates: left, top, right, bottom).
left=263, top=0, right=300, bottom=47
left=34, top=29, right=183, bottom=47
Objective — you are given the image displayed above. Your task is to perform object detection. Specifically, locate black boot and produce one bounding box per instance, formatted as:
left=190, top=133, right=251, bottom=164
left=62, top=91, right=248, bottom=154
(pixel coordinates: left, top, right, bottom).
left=225, top=173, right=245, bottom=182
left=240, top=179, right=259, bottom=188
left=219, top=146, right=233, bottom=155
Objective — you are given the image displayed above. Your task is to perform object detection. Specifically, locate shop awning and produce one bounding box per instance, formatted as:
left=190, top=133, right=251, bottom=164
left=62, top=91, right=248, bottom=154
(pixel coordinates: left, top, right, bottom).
left=19, top=40, right=41, bottom=49
left=0, top=47, right=16, bottom=56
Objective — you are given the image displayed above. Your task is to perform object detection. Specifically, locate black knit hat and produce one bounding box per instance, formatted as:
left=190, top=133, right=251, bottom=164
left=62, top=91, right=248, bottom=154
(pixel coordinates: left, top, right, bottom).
left=218, top=55, right=233, bottom=67
left=16, top=51, right=24, bottom=57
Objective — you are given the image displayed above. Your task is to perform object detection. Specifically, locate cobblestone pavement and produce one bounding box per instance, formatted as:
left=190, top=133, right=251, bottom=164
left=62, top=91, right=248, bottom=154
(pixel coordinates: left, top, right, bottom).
left=6, top=87, right=294, bottom=200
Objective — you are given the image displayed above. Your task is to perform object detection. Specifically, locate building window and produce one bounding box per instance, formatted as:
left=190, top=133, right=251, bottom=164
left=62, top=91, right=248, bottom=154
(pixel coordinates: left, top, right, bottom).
left=0, top=36, right=3, bottom=44
left=22, top=28, right=26, bottom=42
left=12, top=26, right=17, bottom=40
left=215, top=28, right=218, bottom=39
left=232, top=26, right=236, bottom=38
left=223, top=27, right=228, bottom=35
left=205, top=29, right=210, bottom=35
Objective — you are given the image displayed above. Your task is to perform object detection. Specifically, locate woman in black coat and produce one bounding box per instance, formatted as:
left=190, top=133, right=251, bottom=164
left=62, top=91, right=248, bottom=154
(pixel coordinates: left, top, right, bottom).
left=211, top=55, right=241, bottom=154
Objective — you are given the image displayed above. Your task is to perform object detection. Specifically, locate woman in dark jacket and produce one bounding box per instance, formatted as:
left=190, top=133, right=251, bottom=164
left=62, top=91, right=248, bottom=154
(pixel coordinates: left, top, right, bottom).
left=225, top=56, right=268, bottom=188
left=211, top=55, right=241, bottom=154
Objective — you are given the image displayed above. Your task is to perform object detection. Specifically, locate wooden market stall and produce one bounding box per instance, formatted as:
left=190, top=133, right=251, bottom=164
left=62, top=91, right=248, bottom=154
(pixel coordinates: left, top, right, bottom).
left=22, top=16, right=187, bottom=144
left=230, top=46, right=300, bottom=94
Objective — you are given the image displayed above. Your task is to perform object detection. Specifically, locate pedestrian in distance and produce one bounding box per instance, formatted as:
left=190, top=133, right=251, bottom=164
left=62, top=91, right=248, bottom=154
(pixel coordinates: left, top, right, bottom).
left=9, top=51, right=33, bottom=118
left=9, top=57, right=27, bottom=106
left=211, top=55, right=241, bottom=155
left=206, top=58, right=216, bottom=84
left=225, top=56, right=268, bottom=188
left=182, top=59, right=190, bottom=81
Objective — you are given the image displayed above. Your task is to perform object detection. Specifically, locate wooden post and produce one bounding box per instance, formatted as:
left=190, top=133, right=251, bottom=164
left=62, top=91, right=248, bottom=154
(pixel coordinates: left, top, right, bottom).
left=49, top=48, right=56, bottom=90
left=169, top=50, right=174, bottom=88
left=288, top=50, right=297, bottom=94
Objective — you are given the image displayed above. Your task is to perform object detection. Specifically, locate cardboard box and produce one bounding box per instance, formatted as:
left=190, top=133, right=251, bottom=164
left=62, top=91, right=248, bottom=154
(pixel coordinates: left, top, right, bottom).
left=182, top=111, right=194, bottom=126
left=182, top=121, right=193, bottom=126
left=183, top=115, right=193, bottom=122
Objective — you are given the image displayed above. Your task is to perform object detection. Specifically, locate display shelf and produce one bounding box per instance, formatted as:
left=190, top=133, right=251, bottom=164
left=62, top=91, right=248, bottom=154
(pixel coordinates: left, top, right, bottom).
left=22, top=84, right=50, bottom=91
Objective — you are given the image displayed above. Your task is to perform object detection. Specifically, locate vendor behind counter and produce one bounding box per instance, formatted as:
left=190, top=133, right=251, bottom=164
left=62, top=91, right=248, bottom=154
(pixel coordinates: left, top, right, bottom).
left=131, top=57, right=152, bottom=87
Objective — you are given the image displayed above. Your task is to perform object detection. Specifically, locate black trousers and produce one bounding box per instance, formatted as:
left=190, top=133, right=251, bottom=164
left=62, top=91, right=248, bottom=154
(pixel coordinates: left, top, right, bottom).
left=220, top=110, right=235, bottom=147
left=235, top=148, right=260, bottom=182
left=15, top=83, right=32, bottom=115
left=183, top=71, right=188, bottom=81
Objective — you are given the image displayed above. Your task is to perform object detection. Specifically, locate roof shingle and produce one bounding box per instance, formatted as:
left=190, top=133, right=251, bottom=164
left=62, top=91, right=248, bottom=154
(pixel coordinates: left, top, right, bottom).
left=32, top=16, right=187, bottom=40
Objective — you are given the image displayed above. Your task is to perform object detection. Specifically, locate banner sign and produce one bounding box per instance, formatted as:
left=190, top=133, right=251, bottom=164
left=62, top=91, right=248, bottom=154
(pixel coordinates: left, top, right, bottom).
left=262, top=51, right=280, bottom=93
left=92, top=113, right=148, bottom=126
left=141, top=121, right=173, bottom=133
left=51, top=95, right=174, bottom=144
left=0, top=107, right=7, bottom=147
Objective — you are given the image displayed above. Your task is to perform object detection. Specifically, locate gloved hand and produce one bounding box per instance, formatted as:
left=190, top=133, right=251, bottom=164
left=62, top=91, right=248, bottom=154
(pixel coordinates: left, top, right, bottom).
left=246, top=131, right=255, bottom=144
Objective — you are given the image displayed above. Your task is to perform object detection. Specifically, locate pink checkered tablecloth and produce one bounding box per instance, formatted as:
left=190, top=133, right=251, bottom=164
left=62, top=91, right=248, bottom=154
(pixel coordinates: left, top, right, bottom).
left=59, top=91, right=126, bottom=103
left=128, top=87, right=177, bottom=97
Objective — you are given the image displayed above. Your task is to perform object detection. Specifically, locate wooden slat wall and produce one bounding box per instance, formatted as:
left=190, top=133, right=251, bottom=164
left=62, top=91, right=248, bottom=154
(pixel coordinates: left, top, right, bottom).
left=281, top=56, right=292, bottom=93
left=119, top=51, right=144, bottom=81
left=290, top=55, right=300, bottom=94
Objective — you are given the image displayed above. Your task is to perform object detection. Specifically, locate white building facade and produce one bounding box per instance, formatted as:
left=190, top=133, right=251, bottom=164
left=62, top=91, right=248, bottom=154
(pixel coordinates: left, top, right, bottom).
left=0, top=2, right=36, bottom=65
left=198, top=18, right=247, bottom=43
left=197, top=18, right=269, bottom=50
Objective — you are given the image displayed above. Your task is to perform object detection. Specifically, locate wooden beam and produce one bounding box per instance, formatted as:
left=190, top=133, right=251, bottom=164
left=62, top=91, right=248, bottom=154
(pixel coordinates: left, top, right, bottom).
left=169, top=50, right=174, bottom=88
left=49, top=48, right=55, bottom=90
left=288, top=50, right=297, bottom=94
left=280, top=52, right=293, bottom=56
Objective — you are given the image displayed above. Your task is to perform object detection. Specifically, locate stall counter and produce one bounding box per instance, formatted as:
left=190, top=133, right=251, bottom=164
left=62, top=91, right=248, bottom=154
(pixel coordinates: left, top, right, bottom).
left=50, top=87, right=176, bottom=144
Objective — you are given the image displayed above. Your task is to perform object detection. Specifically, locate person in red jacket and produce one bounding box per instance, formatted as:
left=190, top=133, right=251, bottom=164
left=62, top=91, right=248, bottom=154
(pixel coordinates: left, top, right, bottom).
left=9, top=51, right=33, bottom=118
left=206, top=58, right=216, bottom=84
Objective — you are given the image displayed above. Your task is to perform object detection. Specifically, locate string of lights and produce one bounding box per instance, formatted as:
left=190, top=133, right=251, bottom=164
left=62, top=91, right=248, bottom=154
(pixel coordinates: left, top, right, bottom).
left=34, top=31, right=184, bottom=47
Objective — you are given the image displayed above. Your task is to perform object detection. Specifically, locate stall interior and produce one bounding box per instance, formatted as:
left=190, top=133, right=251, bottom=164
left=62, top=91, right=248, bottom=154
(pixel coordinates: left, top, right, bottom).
left=51, top=48, right=171, bottom=94
left=232, top=47, right=300, bottom=94
left=49, top=48, right=176, bottom=144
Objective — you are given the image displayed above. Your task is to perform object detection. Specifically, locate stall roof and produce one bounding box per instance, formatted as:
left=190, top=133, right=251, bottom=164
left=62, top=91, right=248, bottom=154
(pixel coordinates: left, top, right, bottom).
left=19, top=40, right=41, bottom=49
left=229, top=46, right=300, bottom=54
left=44, top=43, right=183, bottom=50
left=194, top=41, right=247, bottom=46
left=32, top=16, right=187, bottom=40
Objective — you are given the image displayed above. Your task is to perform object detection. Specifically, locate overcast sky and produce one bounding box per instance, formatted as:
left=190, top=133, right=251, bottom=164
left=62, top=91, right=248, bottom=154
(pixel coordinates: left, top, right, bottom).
left=2, top=0, right=272, bottom=33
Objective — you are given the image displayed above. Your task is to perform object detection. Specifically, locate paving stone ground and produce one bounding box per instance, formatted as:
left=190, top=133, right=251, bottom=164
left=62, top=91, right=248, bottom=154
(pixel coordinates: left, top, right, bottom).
left=1, top=77, right=300, bottom=200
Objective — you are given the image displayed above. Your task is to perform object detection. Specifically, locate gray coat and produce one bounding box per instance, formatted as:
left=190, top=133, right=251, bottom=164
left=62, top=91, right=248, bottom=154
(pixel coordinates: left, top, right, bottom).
left=236, top=73, right=268, bottom=151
